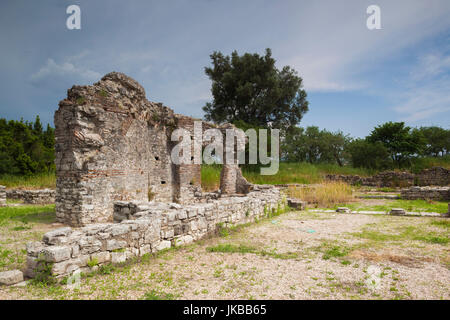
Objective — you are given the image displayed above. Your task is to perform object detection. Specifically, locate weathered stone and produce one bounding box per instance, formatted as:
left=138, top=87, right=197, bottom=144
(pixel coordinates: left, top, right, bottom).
left=0, top=185, right=6, bottom=207
left=51, top=260, right=80, bottom=276
left=111, top=252, right=127, bottom=264
left=155, top=240, right=171, bottom=251
left=41, top=246, right=71, bottom=262
left=26, top=241, right=45, bottom=257
left=287, top=198, right=306, bottom=210
left=174, top=235, right=194, bottom=247
left=139, top=244, right=151, bottom=256
left=43, top=227, right=72, bottom=244
left=390, top=208, right=406, bottom=216
left=106, top=239, right=128, bottom=251
left=0, top=270, right=23, bottom=285
left=91, top=251, right=111, bottom=264
left=336, top=207, right=351, bottom=213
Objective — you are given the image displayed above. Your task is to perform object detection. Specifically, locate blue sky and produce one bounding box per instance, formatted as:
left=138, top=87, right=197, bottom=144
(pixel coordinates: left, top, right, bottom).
left=1, top=0, right=449, bottom=137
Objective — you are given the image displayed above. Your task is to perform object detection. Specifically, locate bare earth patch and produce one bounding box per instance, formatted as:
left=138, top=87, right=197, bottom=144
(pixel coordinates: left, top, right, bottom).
left=0, top=209, right=448, bottom=300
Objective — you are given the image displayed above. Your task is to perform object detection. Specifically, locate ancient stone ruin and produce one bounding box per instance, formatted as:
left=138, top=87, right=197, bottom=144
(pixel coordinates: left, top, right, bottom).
left=6, top=189, right=55, bottom=205
left=401, top=186, right=450, bottom=201
left=326, top=166, right=449, bottom=188
left=0, top=185, right=6, bottom=207
left=22, top=72, right=285, bottom=280
left=54, top=72, right=253, bottom=227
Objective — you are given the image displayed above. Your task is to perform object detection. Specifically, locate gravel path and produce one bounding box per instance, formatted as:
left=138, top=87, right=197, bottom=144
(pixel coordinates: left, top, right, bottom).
left=1, top=210, right=448, bottom=300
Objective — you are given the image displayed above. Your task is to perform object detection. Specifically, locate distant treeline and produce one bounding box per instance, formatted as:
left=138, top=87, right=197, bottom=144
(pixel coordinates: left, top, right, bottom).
left=0, top=116, right=54, bottom=175
left=281, top=122, right=450, bottom=171
left=0, top=115, right=449, bottom=177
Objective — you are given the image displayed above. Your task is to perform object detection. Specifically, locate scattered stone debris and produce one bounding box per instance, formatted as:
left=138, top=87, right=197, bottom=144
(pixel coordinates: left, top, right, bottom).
left=0, top=270, right=24, bottom=286
left=336, top=207, right=351, bottom=213
left=389, top=208, right=406, bottom=216
left=287, top=198, right=306, bottom=210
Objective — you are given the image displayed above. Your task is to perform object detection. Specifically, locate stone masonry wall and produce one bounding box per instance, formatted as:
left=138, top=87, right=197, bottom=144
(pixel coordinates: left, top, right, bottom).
left=415, top=167, right=450, bottom=186
left=401, top=186, right=450, bottom=201
left=25, top=187, right=283, bottom=279
left=0, top=186, right=6, bottom=207
left=6, top=189, right=55, bottom=204
left=54, top=72, right=250, bottom=227
left=326, top=167, right=449, bottom=188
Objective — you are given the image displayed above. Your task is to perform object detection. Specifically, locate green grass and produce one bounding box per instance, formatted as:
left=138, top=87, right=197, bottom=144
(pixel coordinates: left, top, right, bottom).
left=201, top=164, right=222, bottom=191
left=143, top=289, right=177, bottom=300
left=201, top=162, right=375, bottom=189
left=206, top=243, right=299, bottom=260
left=0, top=172, right=55, bottom=189
left=0, top=204, right=55, bottom=225
left=410, top=155, right=450, bottom=173
left=207, top=243, right=257, bottom=254
left=333, top=199, right=448, bottom=214
left=351, top=225, right=449, bottom=245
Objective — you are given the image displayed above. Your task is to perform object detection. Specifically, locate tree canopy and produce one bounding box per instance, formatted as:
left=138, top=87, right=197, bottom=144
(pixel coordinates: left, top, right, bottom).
left=0, top=116, right=54, bottom=175
left=203, top=48, right=309, bottom=130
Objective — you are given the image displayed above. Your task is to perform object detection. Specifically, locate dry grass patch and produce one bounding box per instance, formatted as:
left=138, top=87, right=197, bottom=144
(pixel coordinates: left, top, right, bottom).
left=286, top=181, right=354, bottom=208
left=349, top=249, right=434, bottom=268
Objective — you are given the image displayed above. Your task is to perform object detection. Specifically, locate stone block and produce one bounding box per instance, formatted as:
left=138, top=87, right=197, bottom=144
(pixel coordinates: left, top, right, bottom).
left=41, top=246, right=71, bottom=262
left=111, top=252, right=127, bottom=264
left=0, top=270, right=24, bottom=286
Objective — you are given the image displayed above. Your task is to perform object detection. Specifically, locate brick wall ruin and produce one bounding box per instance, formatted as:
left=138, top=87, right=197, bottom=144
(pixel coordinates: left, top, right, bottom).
left=54, top=72, right=251, bottom=227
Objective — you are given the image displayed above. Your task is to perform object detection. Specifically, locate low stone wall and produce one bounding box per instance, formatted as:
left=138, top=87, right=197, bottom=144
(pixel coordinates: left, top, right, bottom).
left=416, top=167, right=450, bottom=186
left=326, top=171, right=415, bottom=188
left=0, top=186, right=6, bottom=207
left=25, top=186, right=284, bottom=279
left=6, top=189, right=55, bottom=204
left=326, top=166, right=449, bottom=188
left=400, top=186, right=450, bottom=201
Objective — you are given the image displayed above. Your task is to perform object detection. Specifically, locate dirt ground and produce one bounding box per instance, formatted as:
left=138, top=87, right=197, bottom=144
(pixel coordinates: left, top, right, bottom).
left=0, top=208, right=448, bottom=300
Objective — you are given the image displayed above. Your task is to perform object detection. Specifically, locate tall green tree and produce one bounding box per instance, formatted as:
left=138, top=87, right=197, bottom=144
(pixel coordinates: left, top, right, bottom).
left=203, top=48, right=309, bottom=130
left=367, top=121, right=425, bottom=167
left=345, top=139, right=391, bottom=170
left=0, top=116, right=55, bottom=175
left=415, top=126, right=450, bottom=156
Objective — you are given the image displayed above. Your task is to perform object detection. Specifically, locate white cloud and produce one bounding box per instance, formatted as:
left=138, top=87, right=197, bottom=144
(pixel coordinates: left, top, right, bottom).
left=394, top=49, right=450, bottom=121
left=30, top=56, right=101, bottom=83
left=277, top=0, right=450, bottom=92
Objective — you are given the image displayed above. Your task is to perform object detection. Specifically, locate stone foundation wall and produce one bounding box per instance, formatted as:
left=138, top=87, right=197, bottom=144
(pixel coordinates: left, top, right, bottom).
left=326, top=166, right=449, bottom=187
left=0, top=186, right=6, bottom=207
left=6, top=189, right=55, bottom=204
left=415, top=167, right=450, bottom=186
left=400, top=186, right=450, bottom=201
left=25, top=187, right=283, bottom=279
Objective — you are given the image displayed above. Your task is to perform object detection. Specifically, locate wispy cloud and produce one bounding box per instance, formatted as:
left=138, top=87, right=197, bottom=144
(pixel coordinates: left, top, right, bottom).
left=394, top=50, right=450, bottom=121
left=30, top=56, right=101, bottom=84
